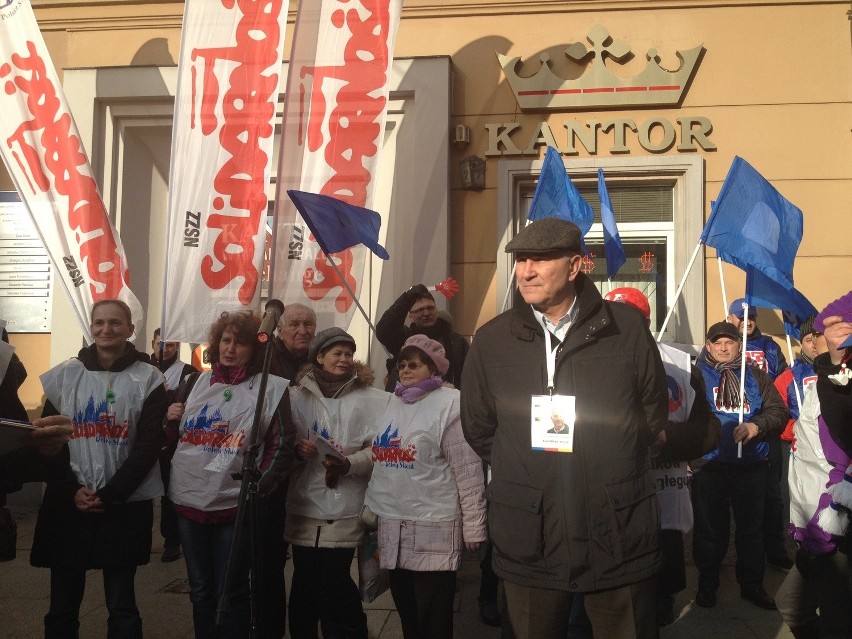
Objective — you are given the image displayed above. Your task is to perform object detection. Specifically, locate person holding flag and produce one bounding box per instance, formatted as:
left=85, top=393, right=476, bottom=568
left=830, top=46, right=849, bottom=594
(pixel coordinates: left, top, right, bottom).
left=725, top=298, right=794, bottom=571
left=692, top=321, right=787, bottom=611
left=726, top=299, right=788, bottom=380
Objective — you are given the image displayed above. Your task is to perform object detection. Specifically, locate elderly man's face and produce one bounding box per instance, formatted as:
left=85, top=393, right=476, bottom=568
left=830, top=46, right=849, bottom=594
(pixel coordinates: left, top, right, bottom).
left=514, top=251, right=583, bottom=314
left=707, top=336, right=741, bottom=363
left=277, top=306, right=316, bottom=357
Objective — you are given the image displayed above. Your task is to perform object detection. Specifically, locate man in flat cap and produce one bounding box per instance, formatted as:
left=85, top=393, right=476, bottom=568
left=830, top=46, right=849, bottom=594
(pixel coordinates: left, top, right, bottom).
left=461, top=217, right=668, bottom=639
left=691, top=321, right=787, bottom=612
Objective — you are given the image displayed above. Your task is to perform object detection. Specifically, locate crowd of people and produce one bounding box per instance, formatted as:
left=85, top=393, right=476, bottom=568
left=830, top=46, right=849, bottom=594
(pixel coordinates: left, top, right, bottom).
left=1, top=217, right=850, bottom=639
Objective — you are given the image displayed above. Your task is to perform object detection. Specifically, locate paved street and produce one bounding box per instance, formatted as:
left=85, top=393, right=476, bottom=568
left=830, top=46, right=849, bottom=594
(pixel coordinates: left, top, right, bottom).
left=1, top=500, right=795, bottom=638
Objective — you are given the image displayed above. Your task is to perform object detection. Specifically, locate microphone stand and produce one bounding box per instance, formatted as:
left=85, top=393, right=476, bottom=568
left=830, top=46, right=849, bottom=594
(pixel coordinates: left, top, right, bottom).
left=216, top=308, right=280, bottom=637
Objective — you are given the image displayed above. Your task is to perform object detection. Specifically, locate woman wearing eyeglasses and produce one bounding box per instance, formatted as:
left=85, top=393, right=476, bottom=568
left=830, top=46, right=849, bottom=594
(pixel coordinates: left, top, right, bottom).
left=284, top=327, right=390, bottom=639
left=365, top=334, right=486, bottom=639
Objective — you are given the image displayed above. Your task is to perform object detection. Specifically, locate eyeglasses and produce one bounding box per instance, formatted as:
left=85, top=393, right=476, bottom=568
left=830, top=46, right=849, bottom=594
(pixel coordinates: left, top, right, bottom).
left=409, top=305, right=436, bottom=316
left=396, top=361, right=425, bottom=371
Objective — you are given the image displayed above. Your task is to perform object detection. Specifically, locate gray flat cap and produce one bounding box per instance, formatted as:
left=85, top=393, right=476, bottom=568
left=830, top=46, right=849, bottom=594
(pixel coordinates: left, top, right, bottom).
left=505, top=218, right=582, bottom=254
left=308, top=327, right=356, bottom=364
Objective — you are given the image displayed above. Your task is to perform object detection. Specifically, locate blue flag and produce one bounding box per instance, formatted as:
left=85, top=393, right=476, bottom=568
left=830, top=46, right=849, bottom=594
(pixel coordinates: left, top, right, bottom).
left=701, top=156, right=803, bottom=289
left=598, top=169, right=625, bottom=279
left=286, top=190, right=390, bottom=260
left=527, top=146, right=594, bottom=240
left=723, top=252, right=817, bottom=338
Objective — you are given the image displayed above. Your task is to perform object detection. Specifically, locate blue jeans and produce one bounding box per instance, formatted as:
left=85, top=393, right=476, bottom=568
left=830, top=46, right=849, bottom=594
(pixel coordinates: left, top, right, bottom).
left=45, top=565, right=141, bottom=639
left=692, top=461, right=768, bottom=593
left=177, top=515, right=251, bottom=639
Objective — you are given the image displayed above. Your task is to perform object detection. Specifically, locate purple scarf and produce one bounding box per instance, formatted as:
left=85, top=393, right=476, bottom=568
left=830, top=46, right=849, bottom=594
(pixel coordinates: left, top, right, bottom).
left=394, top=376, right=444, bottom=404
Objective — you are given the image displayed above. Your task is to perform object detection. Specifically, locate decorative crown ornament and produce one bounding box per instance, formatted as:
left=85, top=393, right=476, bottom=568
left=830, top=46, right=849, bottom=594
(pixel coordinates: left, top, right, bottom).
left=497, top=25, right=704, bottom=111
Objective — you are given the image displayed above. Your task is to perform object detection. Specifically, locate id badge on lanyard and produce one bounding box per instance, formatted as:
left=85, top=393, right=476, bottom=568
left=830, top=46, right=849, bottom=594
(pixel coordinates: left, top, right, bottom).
left=531, top=329, right=576, bottom=452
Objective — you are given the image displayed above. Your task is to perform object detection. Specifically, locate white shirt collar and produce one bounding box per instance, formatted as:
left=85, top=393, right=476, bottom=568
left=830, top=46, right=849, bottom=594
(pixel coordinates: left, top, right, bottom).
left=532, top=298, right=578, bottom=342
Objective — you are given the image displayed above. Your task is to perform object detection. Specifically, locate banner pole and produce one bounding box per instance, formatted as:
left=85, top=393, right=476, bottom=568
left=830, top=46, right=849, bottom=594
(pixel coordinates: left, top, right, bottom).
left=326, top=254, right=390, bottom=356
left=657, top=241, right=703, bottom=342
left=717, top=256, right=729, bottom=319
left=737, top=303, right=748, bottom=459
left=785, top=333, right=802, bottom=410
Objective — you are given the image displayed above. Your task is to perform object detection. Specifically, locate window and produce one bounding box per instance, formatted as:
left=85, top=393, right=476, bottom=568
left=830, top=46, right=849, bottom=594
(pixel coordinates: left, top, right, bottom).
left=497, top=156, right=705, bottom=346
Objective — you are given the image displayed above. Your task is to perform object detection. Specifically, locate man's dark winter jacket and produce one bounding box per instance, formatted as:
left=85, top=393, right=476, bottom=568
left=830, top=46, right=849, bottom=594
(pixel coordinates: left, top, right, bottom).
left=377, top=284, right=469, bottom=391
left=461, top=273, right=668, bottom=593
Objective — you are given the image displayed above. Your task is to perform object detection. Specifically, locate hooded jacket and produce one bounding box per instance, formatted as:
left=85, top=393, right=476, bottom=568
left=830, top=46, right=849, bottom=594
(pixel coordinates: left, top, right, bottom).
left=461, top=273, right=667, bottom=593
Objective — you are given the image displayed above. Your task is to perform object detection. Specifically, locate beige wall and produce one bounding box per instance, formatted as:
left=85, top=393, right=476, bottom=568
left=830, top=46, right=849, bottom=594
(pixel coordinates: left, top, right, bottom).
left=5, top=1, right=850, bottom=388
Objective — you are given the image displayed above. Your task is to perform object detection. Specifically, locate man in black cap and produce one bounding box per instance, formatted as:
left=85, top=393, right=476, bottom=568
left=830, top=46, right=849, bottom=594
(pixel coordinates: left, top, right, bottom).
left=691, top=321, right=787, bottom=611
left=461, top=217, right=668, bottom=639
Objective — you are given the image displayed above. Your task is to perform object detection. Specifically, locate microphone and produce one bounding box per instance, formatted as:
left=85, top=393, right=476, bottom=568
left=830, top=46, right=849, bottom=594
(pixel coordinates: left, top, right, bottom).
left=257, top=305, right=282, bottom=344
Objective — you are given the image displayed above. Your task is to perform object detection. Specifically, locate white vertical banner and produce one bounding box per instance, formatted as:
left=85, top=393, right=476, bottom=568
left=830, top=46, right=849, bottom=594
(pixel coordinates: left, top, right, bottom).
left=0, top=0, right=143, bottom=344
left=270, top=0, right=403, bottom=329
left=161, top=0, right=290, bottom=343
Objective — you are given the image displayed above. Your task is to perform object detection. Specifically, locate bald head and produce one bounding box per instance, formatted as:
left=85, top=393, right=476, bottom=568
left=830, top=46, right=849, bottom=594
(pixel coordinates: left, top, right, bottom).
left=276, top=303, right=317, bottom=356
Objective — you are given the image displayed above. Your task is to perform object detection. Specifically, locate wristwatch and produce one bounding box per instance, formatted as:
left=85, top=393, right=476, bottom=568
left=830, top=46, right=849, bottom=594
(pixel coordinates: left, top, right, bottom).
left=754, top=423, right=766, bottom=438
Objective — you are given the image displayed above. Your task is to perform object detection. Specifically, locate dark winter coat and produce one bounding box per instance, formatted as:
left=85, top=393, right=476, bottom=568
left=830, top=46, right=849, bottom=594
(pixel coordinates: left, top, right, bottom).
left=31, top=343, right=167, bottom=570
left=461, top=273, right=668, bottom=593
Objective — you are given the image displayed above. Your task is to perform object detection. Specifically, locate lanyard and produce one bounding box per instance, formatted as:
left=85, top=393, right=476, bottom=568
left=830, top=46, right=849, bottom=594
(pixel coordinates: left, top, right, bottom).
left=543, top=329, right=557, bottom=394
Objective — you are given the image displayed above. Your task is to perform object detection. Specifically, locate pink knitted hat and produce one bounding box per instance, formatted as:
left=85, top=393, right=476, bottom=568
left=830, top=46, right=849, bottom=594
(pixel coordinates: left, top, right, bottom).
left=402, top=334, right=449, bottom=375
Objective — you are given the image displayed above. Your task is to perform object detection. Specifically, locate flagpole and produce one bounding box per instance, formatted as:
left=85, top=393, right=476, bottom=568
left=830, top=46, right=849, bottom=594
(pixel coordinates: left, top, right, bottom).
left=737, top=302, right=748, bottom=459
left=657, top=241, right=703, bottom=342
left=784, top=333, right=802, bottom=410
left=607, top=278, right=613, bottom=293
left=717, top=256, right=729, bottom=319
left=325, top=254, right=391, bottom=356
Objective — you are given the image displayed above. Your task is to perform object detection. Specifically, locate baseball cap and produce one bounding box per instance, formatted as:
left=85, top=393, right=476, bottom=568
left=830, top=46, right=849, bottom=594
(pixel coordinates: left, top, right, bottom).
left=728, top=298, right=757, bottom=319
left=707, top=321, right=742, bottom=342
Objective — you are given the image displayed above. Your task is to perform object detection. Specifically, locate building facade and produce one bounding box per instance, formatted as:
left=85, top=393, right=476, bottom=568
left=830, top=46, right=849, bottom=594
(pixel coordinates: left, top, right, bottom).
left=3, top=0, right=850, bottom=411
